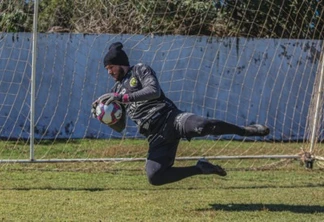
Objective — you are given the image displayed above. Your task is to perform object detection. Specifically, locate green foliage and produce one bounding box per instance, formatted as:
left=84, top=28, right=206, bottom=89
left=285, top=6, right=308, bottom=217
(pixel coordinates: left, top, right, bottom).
left=0, top=0, right=323, bottom=39
left=0, top=0, right=32, bottom=32
left=221, top=0, right=324, bottom=38
left=38, top=0, right=74, bottom=32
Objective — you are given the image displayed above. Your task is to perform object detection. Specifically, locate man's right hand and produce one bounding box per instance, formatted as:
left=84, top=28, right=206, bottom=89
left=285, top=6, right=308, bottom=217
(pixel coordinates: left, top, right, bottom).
left=91, top=100, right=99, bottom=118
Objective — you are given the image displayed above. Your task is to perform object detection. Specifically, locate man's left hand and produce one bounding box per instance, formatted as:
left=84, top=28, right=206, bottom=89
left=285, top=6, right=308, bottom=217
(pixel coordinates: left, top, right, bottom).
left=98, top=93, right=129, bottom=104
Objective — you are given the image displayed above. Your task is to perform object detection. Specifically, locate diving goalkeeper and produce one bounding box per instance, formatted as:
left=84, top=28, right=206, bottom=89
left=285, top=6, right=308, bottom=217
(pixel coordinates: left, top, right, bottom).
left=91, top=42, right=270, bottom=186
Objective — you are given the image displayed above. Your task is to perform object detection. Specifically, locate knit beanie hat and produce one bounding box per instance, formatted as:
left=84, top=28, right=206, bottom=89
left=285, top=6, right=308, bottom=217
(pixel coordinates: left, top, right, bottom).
left=103, top=42, right=129, bottom=67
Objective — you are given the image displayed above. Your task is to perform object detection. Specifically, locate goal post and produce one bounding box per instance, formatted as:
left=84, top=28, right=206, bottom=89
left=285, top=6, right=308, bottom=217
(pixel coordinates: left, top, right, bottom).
left=307, top=43, right=324, bottom=164
left=30, top=0, right=40, bottom=161
left=0, top=0, right=323, bottom=170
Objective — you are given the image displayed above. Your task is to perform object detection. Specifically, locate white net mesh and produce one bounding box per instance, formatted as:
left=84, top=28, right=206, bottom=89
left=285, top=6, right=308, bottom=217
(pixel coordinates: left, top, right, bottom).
left=0, top=0, right=323, bottom=169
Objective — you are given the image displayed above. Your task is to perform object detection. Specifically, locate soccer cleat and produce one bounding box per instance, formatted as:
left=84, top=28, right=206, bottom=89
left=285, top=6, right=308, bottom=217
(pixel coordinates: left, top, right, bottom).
left=196, top=158, right=227, bottom=176
left=243, top=124, right=270, bottom=137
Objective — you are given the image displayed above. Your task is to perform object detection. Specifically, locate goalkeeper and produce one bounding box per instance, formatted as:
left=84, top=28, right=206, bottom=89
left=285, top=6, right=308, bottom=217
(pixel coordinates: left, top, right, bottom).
left=92, top=42, right=270, bottom=186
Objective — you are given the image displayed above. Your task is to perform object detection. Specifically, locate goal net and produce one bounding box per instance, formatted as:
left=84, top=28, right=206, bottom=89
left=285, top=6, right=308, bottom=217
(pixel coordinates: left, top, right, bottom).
left=0, top=0, right=323, bottom=170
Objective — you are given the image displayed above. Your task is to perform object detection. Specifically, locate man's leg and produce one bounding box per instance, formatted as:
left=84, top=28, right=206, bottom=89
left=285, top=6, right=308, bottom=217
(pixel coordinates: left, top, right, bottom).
left=145, top=111, right=228, bottom=186
left=181, top=114, right=269, bottom=139
left=146, top=157, right=226, bottom=186
left=146, top=136, right=226, bottom=186
left=146, top=157, right=199, bottom=186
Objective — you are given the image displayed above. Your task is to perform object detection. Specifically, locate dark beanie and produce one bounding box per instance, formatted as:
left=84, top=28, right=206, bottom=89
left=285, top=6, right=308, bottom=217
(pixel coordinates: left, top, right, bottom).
left=103, top=42, right=129, bottom=67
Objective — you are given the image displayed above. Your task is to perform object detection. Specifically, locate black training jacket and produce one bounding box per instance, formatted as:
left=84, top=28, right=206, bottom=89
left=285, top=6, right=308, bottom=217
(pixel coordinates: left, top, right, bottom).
left=110, top=63, right=177, bottom=134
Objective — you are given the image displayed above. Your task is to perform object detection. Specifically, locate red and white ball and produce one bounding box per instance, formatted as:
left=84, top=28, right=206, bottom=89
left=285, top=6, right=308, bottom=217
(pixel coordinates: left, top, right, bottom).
left=96, top=102, right=123, bottom=125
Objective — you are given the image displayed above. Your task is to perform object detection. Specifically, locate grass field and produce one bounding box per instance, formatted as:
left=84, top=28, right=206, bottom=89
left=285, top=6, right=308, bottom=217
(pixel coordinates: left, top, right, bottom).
left=0, top=139, right=324, bottom=221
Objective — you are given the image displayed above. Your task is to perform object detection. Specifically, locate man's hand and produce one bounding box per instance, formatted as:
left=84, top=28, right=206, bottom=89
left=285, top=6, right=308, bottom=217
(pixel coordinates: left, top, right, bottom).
left=98, top=93, right=130, bottom=104
left=91, top=100, right=99, bottom=118
left=91, top=92, right=130, bottom=118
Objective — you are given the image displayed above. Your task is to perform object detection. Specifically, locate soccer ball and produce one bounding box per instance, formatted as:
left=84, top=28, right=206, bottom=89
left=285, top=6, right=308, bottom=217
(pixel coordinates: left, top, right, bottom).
left=96, top=102, right=123, bottom=125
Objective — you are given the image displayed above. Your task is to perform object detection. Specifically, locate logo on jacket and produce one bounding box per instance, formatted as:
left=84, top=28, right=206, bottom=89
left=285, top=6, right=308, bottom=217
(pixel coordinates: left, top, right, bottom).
left=130, top=77, right=137, bottom=87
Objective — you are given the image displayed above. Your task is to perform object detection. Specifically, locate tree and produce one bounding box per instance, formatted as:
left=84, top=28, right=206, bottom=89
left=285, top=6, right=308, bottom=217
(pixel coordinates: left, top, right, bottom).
left=38, top=0, right=74, bottom=32
left=0, top=0, right=323, bottom=39
left=217, top=0, right=324, bottom=39
left=0, top=0, right=33, bottom=32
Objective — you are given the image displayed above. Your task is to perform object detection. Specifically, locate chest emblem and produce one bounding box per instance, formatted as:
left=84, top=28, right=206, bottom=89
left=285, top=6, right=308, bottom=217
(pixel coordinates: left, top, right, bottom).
left=130, top=77, right=138, bottom=87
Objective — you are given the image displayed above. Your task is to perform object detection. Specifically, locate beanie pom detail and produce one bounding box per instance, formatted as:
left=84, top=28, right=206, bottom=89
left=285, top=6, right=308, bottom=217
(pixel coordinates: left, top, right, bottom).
left=109, top=42, right=123, bottom=51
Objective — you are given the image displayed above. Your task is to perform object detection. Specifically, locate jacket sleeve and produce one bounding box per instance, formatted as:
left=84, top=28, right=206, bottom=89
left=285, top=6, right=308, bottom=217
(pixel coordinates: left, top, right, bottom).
left=128, top=64, right=161, bottom=102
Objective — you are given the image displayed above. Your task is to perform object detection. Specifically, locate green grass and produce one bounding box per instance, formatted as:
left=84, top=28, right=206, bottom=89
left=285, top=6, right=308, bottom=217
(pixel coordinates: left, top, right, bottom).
left=0, top=140, right=324, bottom=221
left=1, top=138, right=319, bottom=159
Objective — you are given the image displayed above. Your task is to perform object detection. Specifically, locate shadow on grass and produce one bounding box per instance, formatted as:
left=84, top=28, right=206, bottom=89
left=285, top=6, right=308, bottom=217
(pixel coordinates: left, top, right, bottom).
left=8, top=187, right=108, bottom=192
left=223, top=183, right=324, bottom=190
left=198, top=203, right=324, bottom=214
left=1, top=139, right=83, bottom=145
left=2, top=186, right=203, bottom=191
left=2, top=182, right=324, bottom=192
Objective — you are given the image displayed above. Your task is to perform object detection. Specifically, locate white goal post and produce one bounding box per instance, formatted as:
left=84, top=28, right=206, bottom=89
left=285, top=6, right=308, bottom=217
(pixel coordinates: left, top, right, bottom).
left=0, top=0, right=323, bottom=169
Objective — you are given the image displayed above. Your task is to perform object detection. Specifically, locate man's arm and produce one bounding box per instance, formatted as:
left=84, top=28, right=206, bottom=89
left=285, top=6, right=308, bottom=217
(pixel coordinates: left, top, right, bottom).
left=100, top=64, right=162, bottom=104
left=97, top=64, right=162, bottom=105
left=127, top=64, right=161, bottom=102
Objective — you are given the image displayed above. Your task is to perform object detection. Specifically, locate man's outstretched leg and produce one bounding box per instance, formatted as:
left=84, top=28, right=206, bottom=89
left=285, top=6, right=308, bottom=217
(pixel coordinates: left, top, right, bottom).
left=181, top=114, right=270, bottom=138
left=146, top=158, right=226, bottom=186
left=145, top=121, right=228, bottom=185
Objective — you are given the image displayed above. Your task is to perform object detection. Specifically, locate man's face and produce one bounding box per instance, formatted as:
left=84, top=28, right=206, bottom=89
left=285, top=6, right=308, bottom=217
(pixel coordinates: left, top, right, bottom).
left=105, top=65, right=125, bottom=81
